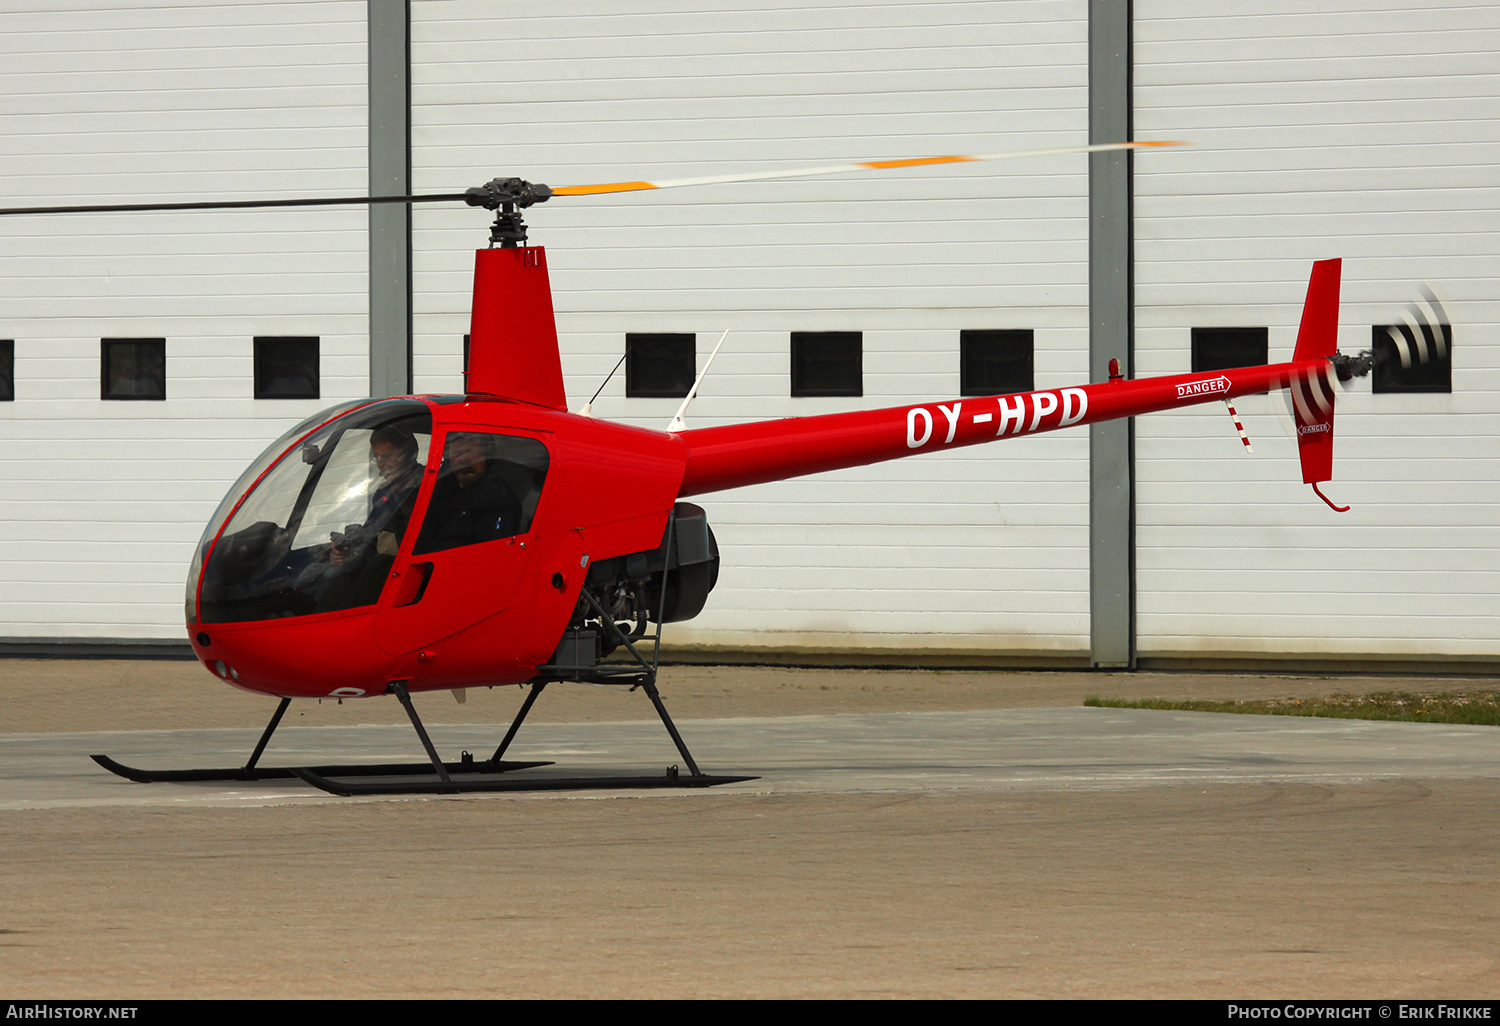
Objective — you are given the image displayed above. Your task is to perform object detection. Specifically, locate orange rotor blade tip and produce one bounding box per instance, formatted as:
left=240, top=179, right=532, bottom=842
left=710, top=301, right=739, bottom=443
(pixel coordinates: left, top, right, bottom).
left=861, top=155, right=974, bottom=170
left=1133, top=140, right=1191, bottom=147
left=553, top=181, right=659, bottom=196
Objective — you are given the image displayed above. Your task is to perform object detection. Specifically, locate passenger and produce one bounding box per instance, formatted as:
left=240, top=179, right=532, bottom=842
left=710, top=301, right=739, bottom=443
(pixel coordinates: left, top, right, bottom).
left=414, top=433, right=522, bottom=553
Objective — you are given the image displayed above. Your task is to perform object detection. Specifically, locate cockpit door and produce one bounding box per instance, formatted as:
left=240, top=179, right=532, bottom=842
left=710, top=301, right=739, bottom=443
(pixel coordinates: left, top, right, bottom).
left=374, top=428, right=550, bottom=656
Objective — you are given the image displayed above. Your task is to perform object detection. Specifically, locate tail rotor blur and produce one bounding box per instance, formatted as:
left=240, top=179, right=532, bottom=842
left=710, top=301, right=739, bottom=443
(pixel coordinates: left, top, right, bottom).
left=1272, top=271, right=1450, bottom=511
left=1382, top=283, right=1452, bottom=371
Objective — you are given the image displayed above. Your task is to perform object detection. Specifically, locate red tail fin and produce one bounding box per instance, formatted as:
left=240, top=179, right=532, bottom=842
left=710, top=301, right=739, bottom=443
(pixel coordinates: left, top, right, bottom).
left=1293, top=258, right=1341, bottom=362
left=1290, top=259, right=1341, bottom=489
left=466, top=246, right=568, bottom=410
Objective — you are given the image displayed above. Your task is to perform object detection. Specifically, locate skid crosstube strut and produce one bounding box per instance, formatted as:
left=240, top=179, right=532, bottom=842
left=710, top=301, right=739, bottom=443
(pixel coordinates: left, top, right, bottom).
left=93, top=668, right=754, bottom=796
left=287, top=670, right=756, bottom=795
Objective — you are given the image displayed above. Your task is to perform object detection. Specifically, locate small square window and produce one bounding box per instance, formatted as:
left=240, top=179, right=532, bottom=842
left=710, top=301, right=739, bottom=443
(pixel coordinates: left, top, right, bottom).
left=1373, top=324, right=1451, bottom=394
left=626, top=333, right=695, bottom=398
left=960, top=329, right=1033, bottom=395
left=254, top=336, right=320, bottom=399
left=791, top=331, right=862, bottom=397
left=0, top=340, right=12, bottom=402
left=101, top=338, right=165, bottom=400
left=1192, top=327, right=1268, bottom=373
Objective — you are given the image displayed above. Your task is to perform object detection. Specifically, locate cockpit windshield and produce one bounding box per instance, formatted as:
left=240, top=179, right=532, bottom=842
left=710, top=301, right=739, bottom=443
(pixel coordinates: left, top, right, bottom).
left=196, top=400, right=432, bottom=623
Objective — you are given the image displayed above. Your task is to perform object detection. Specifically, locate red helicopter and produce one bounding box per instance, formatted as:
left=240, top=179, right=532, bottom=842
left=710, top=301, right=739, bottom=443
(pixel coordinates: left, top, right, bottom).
left=3, top=143, right=1382, bottom=795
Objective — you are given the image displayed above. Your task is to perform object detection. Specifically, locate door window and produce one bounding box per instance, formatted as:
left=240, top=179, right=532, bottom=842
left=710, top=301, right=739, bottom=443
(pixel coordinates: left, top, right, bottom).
left=412, top=432, right=549, bottom=556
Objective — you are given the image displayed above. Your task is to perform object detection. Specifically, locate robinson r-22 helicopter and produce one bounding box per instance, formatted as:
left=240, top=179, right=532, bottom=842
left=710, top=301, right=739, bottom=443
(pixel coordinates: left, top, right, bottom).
left=3, top=142, right=1400, bottom=796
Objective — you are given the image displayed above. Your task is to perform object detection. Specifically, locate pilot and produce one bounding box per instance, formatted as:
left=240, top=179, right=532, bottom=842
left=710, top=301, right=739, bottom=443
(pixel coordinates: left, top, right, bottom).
left=331, top=425, right=424, bottom=566
left=415, top=432, right=522, bottom=552
left=297, top=424, right=424, bottom=606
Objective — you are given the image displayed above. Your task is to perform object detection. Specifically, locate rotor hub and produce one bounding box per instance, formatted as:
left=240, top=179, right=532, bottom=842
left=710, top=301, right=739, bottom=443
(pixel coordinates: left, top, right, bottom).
left=1331, top=350, right=1373, bottom=381
left=463, top=178, right=553, bottom=248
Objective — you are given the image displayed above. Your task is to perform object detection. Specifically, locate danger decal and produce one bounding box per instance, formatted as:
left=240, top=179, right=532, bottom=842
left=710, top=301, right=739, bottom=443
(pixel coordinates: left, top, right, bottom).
left=1176, top=376, right=1231, bottom=398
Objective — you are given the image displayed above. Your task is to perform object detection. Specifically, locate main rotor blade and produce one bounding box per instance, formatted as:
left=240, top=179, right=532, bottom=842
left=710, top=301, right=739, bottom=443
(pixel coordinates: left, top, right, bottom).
left=0, top=140, right=1185, bottom=217
left=0, top=192, right=472, bottom=217
left=552, top=140, right=1186, bottom=196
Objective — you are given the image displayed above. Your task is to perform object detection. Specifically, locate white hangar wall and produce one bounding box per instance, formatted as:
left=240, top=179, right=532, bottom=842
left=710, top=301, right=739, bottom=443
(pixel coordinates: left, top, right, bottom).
left=1133, top=0, right=1500, bottom=662
left=409, top=0, right=1096, bottom=660
left=0, top=1, right=369, bottom=641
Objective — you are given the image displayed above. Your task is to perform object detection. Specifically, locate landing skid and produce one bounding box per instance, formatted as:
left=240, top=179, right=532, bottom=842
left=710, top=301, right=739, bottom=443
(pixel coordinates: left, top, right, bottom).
left=89, top=681, right=750, bottom=797
left=89, top=752, right=551, bottom=784
left=89, top=695, right=552, bottom=785
left=292, top=766, right=754, bottom=797
left=92, top=635, right=754, bottom=797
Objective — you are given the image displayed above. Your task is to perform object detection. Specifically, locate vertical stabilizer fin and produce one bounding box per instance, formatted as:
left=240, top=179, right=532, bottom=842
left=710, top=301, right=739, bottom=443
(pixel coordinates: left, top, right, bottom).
left=1292, top=258, right=1342, bottom=362
left=1290, top=259, right=1342, bottom=496
left=466, top=246, right=567, bottom=410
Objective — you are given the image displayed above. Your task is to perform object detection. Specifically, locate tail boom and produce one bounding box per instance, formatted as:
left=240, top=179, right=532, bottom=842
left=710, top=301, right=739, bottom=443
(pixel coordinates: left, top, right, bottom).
left=677, top=359, right=1330, bottom=497
left=676, top=257, right=1348, bottom=503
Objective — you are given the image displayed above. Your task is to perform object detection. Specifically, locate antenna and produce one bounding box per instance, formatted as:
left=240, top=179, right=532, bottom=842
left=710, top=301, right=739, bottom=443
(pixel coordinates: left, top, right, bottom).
left=577, top=353, right=626, bottom=418
left=669, top=329, right=730, bottom=433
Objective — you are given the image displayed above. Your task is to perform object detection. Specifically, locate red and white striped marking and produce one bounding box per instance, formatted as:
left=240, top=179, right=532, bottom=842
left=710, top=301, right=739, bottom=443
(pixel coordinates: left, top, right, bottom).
left=1224, top=400, right=1253, bottom=453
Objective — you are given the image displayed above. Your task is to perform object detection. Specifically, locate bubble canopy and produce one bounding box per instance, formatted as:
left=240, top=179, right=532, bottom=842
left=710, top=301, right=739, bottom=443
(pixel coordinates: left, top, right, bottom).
left=191, top=399, right=432, bottom=624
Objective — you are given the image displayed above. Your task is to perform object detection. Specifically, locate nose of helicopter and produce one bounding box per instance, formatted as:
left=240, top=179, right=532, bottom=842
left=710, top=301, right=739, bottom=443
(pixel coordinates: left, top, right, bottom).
left=184, top=398, right=441, bottom=698
left=188, top=609, right=411, bottom=700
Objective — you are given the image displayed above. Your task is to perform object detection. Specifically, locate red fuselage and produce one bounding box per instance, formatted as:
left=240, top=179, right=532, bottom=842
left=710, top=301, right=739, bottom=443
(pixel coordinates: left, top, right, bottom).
left=185, top=249, right=1343, bottom=700
left=188, top=398, right=686, bottom=698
